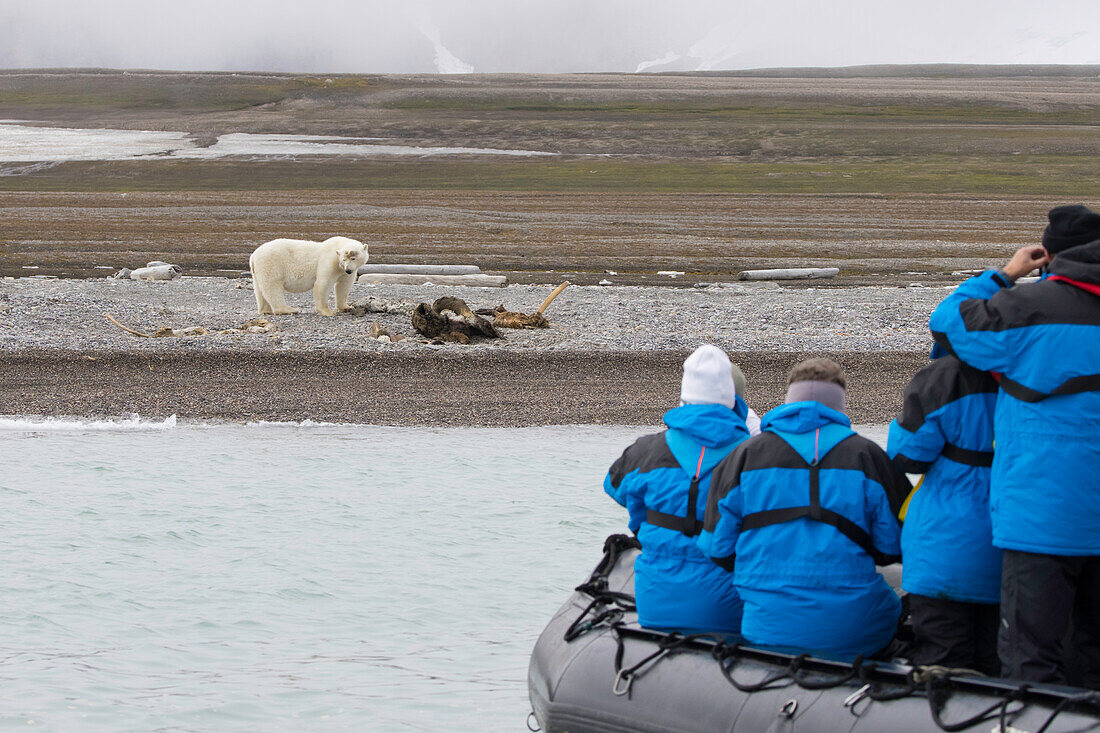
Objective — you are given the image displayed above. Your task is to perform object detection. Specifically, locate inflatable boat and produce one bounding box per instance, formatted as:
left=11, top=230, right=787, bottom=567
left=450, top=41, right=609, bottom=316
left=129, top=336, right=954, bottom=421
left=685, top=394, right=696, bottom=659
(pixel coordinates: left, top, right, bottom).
left=528, top=535, right=1100, bottom=733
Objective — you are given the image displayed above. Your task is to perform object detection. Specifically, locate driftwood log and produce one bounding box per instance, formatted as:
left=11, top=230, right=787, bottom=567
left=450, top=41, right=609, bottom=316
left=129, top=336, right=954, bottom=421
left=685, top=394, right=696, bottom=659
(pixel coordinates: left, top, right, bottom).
left=357, top=264, right=482, bottom=276
left=411, top=297, right=501, bottom=344
left=105, top=312, right=151, bottom=337
left=737, top=268, right=839, bottom=281
left=358, top=273, right=507, bottom=287
left=483, top=281, right=570, bottom=329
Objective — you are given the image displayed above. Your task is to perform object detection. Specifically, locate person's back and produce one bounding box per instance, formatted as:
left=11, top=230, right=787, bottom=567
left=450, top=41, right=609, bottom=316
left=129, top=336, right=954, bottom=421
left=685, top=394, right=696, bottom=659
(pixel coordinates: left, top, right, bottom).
left=929, top=242, right=1100, bottom=557
left=604, top=345, right=751, bottom=633
left=888, top=354, right=1001, bottom=674
left=928, top=205, right=1100, bottom=686
left=700, top=359, right=908, bottom=660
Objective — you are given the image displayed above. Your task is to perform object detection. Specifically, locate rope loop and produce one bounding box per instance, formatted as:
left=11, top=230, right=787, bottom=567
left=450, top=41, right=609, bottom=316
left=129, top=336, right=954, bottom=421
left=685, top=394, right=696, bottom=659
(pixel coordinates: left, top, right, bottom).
left=611, top=637, right=674, bottom=699
left=854, top=664, right=918, bottom=702
left=658, top=632, right=686, bottom=649
left=717, top=650, right=794, bottom=693
left=1034, top=689, right=1100, bottom=733
left=791, top=653, right=862, bottom=690
left=925, top=675, right=1022, bottom=732
left=710, top=641, right=737, bottom=663
left=563, top=596, right=630, bottom=642
left=912, top=664, right=985, bottom=685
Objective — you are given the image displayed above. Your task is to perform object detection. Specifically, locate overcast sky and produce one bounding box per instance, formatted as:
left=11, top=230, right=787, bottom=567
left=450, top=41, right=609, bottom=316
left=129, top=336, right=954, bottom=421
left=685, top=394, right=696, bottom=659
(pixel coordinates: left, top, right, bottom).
left=2, top=0, right=1099, bottom=74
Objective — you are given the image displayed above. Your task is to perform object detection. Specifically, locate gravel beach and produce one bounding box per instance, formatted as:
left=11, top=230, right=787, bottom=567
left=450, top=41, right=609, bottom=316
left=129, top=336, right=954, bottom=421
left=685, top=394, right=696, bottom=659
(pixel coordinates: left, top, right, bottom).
left=0, top=276, right=946, bottom=424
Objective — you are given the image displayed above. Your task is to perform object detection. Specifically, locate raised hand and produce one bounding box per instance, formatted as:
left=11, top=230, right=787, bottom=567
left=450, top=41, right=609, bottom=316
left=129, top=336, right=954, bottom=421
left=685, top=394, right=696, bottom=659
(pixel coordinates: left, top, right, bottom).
left=1003, top=245, right=1051, bottom=280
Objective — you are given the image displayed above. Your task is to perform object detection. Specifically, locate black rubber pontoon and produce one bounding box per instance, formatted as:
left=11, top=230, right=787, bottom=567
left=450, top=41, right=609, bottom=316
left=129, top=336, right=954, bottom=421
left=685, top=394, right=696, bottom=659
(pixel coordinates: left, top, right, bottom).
left=528, top=535, right=1100, bottom=733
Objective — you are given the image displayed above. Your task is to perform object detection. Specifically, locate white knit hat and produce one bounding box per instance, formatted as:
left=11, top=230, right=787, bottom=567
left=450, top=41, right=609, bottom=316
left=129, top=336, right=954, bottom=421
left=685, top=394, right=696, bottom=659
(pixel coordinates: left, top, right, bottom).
left=680, top=344, right=737, bottom=409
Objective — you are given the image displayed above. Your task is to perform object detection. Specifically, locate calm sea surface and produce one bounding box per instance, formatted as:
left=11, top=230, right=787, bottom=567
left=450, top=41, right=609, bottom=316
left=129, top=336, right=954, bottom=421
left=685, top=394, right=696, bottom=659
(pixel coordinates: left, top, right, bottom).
left=0, top=417, right=887, bottom=732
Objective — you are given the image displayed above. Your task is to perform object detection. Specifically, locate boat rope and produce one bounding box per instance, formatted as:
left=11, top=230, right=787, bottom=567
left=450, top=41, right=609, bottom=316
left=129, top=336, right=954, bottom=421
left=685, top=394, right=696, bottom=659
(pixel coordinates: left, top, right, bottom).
left=563, top=592, right=634, bottom=643
left=790, top=652, right=863, bottom=690
left=1034, top=691, right=1100, bottom=733
left=712, top=643, right=795, bottom=693
left=587, top=533, right=642, bottom=584
left=924, top=672, right=1027, bottom=732
left=613, top=632, right=715, bottom=699
left=912, top=665, right=986, bottom=683
left=857, top=663, right=919, bottom=702
left=563, top=534, right=641, bottom=643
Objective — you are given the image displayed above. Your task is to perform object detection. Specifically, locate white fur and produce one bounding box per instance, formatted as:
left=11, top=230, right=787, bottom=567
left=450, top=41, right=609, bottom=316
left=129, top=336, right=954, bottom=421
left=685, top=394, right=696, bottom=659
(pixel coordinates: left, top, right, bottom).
left=248, top=236, right=368, bottom=316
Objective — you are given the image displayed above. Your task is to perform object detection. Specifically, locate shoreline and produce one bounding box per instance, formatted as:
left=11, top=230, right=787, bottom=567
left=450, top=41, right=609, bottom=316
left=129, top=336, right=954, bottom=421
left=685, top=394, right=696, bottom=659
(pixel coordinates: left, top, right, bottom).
left=1, top=275, right=945, bottom=425
left=0, top=349, right=926, bottom=426
left=0, top=275, right=944, bottom=425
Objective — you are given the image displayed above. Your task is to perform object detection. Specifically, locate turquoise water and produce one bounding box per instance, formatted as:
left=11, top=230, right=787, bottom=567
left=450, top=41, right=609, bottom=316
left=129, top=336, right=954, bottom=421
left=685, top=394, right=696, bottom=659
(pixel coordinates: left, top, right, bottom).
left=0, top=417, right=888, bottom=731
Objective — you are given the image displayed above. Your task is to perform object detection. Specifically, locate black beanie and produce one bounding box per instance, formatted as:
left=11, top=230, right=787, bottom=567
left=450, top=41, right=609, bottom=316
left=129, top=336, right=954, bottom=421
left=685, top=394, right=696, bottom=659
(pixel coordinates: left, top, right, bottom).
left=1042, top=204, right=1100, bottom=254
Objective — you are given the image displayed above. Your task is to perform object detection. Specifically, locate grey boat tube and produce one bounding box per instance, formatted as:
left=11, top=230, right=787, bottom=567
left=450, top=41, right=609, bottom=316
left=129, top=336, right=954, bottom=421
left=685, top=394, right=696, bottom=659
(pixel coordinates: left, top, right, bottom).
left=528, top=535, right=1100, bottom=733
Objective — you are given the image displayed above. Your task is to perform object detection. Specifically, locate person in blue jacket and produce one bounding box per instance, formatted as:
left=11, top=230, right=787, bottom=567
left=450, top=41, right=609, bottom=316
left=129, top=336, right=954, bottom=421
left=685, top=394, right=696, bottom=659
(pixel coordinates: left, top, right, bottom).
left=928, top=204, right=1100, bottom=687
left=888, top=353, right=1001, bottom=675
left=700, top=358, right=909, bottom=660
left=604, top=344, right=752, bottom=634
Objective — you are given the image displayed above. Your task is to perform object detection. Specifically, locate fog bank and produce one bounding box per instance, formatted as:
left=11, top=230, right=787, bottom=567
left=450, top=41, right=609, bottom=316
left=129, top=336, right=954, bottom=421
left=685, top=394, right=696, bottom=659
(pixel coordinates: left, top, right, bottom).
left=2, top=0, right=1098, bottom=73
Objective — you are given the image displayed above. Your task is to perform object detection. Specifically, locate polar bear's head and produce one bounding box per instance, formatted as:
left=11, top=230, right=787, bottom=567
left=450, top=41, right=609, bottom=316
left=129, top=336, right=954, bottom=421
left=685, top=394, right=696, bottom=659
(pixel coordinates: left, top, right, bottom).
left=330, top=237, right=368, bottom=275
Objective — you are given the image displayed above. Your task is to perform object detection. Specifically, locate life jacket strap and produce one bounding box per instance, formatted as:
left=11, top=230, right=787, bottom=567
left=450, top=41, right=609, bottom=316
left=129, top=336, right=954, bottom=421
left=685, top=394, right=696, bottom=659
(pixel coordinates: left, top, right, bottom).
left=940, top=442, right=993, bottom=467
left=997, top=373, right=1100, bottom=403
left=740, top=462, right=900, bottom=566
left=646, top=507, right=700, bottom=536
left=645, top=446, right=706, bottom=537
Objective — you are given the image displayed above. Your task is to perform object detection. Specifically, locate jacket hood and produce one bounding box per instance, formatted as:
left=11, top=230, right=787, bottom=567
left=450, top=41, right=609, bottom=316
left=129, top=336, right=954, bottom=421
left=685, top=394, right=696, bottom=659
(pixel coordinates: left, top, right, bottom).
left=663, top=400, right=750, bottom=448
left=1049, top=239, right=1100, bottom=285
left=761, top=401, right=854, bottom=464
left=663, top=401, right=750, bottom=477
left=762, top=400, right=850, bottom=432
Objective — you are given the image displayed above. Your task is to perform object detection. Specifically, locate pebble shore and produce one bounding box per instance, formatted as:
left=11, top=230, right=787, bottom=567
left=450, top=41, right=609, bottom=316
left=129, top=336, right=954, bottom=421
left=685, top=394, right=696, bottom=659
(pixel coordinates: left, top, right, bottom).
left=0, top=276, right=953, bottom=424
left=0, top=276, right=948, bottom=353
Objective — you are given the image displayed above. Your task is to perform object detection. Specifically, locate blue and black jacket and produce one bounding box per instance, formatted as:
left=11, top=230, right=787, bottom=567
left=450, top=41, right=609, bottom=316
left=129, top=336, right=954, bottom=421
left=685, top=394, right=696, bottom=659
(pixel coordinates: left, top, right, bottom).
left=887, top=355, right=1001, bottom=604
left=699, top=401, right=908, bottom=659
left=928, top=240, right=1100, bottom=556
left=604, top=400, right=751, bottom=634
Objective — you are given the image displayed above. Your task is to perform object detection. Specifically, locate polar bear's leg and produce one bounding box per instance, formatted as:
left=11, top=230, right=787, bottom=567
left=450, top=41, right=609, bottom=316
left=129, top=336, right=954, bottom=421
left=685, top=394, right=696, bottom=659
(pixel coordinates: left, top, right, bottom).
left=251, top=269, right=278, bottom=314
left=335, top=273, right=354, bottom=312
left=250, top=256, right=272, bottom=314
left=255, top=272, right=297, bottom=315
left=313, top=274, right=337, bottom=316
left=253, top=279, right=274, bottom=314
left=266, top=285, right=299, bottom=315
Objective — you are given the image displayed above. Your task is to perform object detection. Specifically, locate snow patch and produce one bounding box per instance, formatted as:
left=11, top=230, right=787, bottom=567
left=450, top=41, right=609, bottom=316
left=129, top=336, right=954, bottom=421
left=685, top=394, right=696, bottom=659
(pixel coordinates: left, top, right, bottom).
left=634, top=51, right=682, bottom=73
left=412, top=13, right=474, bottom=74
left=0, top=123, right=554, bottom=162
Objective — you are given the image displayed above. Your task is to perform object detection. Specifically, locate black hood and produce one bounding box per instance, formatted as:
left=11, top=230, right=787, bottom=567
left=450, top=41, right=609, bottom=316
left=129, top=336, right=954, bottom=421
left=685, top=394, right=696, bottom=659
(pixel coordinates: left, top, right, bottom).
left=1049, top=239, right=1100, bottom=285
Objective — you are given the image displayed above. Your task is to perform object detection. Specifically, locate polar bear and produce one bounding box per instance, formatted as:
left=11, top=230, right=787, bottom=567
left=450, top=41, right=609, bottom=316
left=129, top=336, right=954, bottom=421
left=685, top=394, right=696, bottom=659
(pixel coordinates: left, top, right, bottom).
left=248, top=236, right=368, bottom=316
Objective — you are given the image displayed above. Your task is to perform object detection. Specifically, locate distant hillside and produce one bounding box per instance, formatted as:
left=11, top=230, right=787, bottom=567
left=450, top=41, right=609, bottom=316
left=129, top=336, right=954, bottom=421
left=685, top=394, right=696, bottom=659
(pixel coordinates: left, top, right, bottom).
left=691, top=64, right=1100, bottom=78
